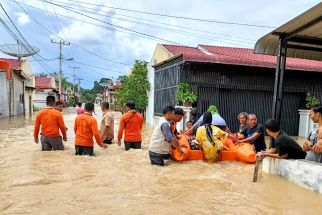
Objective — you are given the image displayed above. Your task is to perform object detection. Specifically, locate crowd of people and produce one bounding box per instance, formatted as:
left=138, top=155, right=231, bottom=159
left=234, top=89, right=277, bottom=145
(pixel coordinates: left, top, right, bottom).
left=33, top=96, right=322, bottom=167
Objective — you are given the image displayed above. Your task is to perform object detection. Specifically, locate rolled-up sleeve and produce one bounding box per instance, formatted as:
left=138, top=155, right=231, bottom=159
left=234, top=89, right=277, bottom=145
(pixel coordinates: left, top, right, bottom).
left=161, top=122, right=173, bottom=143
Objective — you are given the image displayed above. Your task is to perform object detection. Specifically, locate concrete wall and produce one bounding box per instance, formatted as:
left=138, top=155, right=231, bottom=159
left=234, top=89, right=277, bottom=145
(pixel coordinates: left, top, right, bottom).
left=151, top=43, right=173, bottom=64
left=262, top=157, right=322, bottom=193
left=34, top=90, right=50, bottom=109
left=146, top=62, right=155, bottom=126
left=12, top=72, right=24, bottom=116
left=0, top=72, right=9, bottom=117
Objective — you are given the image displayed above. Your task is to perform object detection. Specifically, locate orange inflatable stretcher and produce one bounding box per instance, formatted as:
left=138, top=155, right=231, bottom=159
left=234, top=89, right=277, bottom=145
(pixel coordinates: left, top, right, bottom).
left=220, top=139, right=256, bottom=163
left=171, top=135, right=255, bottom=163
left=171, top=134, right=204, bottom=161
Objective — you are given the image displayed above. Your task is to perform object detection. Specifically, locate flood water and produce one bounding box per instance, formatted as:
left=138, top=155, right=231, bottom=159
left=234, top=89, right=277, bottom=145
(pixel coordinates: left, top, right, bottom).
left=1, top=108, right=322, bottom=215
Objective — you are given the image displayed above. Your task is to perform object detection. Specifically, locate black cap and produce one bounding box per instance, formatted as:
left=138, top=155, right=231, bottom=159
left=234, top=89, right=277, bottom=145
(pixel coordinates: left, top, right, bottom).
left=174, top=107, right=184, bottom=116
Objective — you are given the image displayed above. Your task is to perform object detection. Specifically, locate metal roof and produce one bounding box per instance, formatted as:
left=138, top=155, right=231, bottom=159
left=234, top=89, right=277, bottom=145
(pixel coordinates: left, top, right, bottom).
left=254, top=2, right=322, bottom=61
left=154, top=44, right=322, bottom=72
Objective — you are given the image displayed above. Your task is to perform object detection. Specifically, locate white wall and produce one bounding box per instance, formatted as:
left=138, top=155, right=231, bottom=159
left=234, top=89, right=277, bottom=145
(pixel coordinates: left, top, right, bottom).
left=34, top=89, right=57, bottom=109
left=146, top=62, right=155, bottom=126
left=0, top=72, right=9, bottom=117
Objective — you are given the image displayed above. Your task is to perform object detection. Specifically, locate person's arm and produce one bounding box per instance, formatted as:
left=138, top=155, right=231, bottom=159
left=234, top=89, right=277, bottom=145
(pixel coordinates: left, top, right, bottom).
left=262, top=153, right=288, bottom=159
left=237, top=133, right=245, bottom=139
left=303, top=140, right=313, bottom=151
left=57, top=113, right=67, bottom=141
left=161, top=122, right=181, bottom=152
left=100, top=118, right=107, bottom=140
left=92, top=120, right=106, bottom=148
left=239, top=132, right=261, bottom=143
left=312, top=139, right=322, bottom=153
left=257, top=148, right=277, bottom=159
left=117, top=116, right=125, bottom=144
left=33, top=113, right=40, bottom=143
left=140, top=115, right=144, bottom=130
left=74, top=118, right=78, bottom=134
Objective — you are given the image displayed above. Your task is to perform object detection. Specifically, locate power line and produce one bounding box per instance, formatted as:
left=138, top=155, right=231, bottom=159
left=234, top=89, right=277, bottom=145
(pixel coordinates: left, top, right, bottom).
left=0, top=3, right=54, bottom=73
left=41, top=0, right=183, bottom=45
left=40, top=0, right=60, bottom=35
left=72, top=60, right=128, bottom=75
left=40, top=0, right=256, bottom=44
left=13, top=0, right=132, bottom=66
left=40, top=1, right=253, bottom=47
left=48, top=0, right=67, bottom=39
left=57, top=0, right=276, bottom=28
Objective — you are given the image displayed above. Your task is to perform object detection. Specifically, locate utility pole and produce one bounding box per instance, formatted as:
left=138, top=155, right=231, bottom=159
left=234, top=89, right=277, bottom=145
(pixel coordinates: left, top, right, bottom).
left=69, top=66, right=79, bottom=104
left=51, top=39, right=70, bottom=101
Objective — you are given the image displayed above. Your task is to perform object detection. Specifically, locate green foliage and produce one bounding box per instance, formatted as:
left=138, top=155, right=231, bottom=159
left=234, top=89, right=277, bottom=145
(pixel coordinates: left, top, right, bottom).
left=117, top=60, right=150, bottom=111
left=117, top=75, right=127, bottom=83
left=176, top=83, right=197, bottom=106
left=306, top=94, right=320, bottom=109
left=81, top=88, right=96, bottom=103
left=35, top=72, right=47, bottom=77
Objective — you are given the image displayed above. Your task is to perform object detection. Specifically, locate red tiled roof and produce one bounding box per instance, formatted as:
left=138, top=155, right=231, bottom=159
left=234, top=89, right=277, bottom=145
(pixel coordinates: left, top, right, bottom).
left=161, top=44, right=322, bottom=72
left=35, top=77, right=52, bottom=89
left=0, top=58, right=24, bottom=70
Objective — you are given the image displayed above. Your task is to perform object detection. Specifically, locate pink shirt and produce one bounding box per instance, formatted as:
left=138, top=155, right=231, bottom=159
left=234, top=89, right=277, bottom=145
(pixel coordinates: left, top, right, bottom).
left=76, top=107, right=85, bottom=115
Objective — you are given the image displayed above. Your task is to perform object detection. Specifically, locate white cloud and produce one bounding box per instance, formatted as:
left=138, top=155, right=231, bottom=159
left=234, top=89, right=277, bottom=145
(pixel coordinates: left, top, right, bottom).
left=15, top=12, right=30, bottom=25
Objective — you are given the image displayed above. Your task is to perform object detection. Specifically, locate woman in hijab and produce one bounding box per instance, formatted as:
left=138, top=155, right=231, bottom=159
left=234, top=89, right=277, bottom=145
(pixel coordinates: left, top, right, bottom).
left=196, top=112, right=238, bottom=161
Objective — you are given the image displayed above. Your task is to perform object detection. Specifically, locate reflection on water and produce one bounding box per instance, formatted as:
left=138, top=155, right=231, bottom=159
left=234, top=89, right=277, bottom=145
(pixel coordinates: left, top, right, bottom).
left=0, top=108, right=321, bottom=214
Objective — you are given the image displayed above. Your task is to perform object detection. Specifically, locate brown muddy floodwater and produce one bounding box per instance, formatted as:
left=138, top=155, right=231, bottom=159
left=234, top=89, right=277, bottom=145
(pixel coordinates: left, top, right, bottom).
left=0, top=108, right=322, bottom=215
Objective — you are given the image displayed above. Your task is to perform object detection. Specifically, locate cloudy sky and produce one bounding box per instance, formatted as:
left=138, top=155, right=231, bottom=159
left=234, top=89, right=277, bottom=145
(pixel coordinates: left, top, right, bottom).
left=0, top=0, right=320, bottom=88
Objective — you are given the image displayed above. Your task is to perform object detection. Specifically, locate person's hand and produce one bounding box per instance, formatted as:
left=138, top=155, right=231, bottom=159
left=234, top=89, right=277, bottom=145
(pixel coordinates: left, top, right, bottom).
left=100, top=143, right=108, bottom=149
left=34, top=137, right=39, bottom=144
left=63, top=137, right=67, bottom=141
left=256, top=151, right=265, bottom=160
left=312, top=140, right=322, bottom=153
left=303, top=140, right=312, bottom=151
left=117, top=140, right=121, bottom=146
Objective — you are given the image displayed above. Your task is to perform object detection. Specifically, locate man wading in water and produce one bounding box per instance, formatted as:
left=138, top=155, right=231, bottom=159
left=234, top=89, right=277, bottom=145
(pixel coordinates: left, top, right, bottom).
left=34, top=96, right=67, bottom=151
left=149, top=105, right=183, bottom=166
left=74, top=102, right=108, bottom=156
left=117, top=100, right=144, bottom=150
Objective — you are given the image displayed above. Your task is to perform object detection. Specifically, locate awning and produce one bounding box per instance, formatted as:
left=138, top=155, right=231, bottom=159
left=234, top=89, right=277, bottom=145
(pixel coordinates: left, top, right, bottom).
left=254, top=2, right=322, bottom=61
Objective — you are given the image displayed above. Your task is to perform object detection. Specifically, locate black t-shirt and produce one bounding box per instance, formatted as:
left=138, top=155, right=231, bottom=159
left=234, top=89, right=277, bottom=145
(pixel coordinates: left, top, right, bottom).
left=242, top=124, right=266, bottom=152
left=274, top=131, right=306, bottom=159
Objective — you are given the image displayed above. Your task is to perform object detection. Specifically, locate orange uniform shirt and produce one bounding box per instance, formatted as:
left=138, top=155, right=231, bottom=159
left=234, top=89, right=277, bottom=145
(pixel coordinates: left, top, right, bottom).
left=117, top=111, right=144, bottom=142
left=74, top=113, right=102, bottom=147
left=34, top=107, right=67, bottom=139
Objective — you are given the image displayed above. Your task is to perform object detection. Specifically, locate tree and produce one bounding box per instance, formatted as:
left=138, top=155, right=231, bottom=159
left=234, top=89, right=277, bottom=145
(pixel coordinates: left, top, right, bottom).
left=117, top=60, right=150, bottom=112
left=35, top=72, right=47, bottom=77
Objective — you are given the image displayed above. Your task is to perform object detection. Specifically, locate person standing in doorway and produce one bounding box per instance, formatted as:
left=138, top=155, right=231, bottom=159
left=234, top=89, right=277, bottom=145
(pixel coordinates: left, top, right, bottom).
left=75, top=102, right=84, bottom=115
left=100, top=101, right=114, bottom=144
left=117, top=100, right=144, bottom=150
left=34, top=96, right=67, bottom=151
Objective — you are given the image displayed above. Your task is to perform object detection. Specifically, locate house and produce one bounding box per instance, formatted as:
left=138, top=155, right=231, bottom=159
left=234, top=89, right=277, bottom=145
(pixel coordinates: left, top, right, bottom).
left=106, top=80, right=122, bottom=110
left=34, top=77, right=59, bottom=109
left=146, top=44, right=322, bottom=135
left=0, top=58, right=35, bottom=117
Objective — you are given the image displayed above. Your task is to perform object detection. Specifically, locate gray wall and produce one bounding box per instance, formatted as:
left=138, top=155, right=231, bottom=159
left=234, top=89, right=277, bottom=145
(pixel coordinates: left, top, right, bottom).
left=0, top=72, right=9, bottom=117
